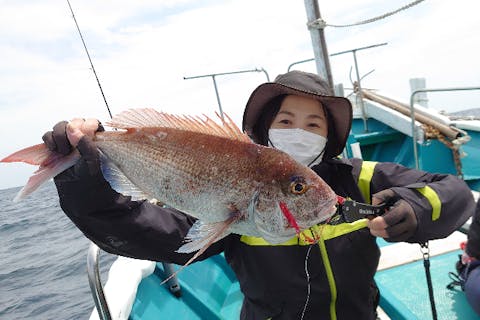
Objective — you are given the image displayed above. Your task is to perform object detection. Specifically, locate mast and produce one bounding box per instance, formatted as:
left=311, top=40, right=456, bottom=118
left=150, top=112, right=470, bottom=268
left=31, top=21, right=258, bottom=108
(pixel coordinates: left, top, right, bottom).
left=304, top=0, right=334, bottom=94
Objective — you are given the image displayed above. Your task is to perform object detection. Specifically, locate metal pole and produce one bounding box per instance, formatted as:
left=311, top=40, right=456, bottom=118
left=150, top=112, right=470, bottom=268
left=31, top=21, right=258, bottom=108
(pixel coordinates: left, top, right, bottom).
left=211, top=75, right=224, bottom=120
left=304, top=0, right=334, bottom=93
left=259, top=68, right=271, bottom=82
left=352, top=50, right=368, bottom=132
left=287, top=42, right=387, bottom=73
left=410, top=86, right=480, bottom=170
left=287, top=58, right=315, bottom=72
left=330, top=42, right=388, bottom=57
left=87, top=242, right=112, bottom=320
left=161, top=262, right=182, bottom=297
left=184, top=68, right=269, bottom=120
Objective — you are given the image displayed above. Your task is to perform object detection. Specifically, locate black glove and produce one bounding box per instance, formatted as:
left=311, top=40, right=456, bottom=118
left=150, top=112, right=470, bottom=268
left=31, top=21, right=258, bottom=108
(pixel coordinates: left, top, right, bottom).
left=75, top=136, right=102, bottom=177
left=42, top=120, right=105, bottom=155
left=372, top=189, right=418, bottom=242
left=42, top=121, right=72, bottom=155
left=43, top=120, right=104, bottom=176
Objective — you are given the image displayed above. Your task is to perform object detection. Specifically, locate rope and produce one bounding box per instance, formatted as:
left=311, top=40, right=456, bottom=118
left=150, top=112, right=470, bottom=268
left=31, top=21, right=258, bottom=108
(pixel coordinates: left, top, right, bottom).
left=308, top=0, right=426, bottom=29
left=421, top=243, right=438, bottom=320
left=423, top=124, right=464, bottom=178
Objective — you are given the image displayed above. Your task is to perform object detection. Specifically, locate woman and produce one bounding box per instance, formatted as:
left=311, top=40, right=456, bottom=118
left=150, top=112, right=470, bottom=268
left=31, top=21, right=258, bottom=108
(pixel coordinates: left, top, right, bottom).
left=44, top=70, right=474, bottom=319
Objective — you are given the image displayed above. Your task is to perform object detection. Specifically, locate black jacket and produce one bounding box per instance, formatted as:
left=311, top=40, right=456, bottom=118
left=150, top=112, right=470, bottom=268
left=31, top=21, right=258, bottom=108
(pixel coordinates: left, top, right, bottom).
left=467, top=200, right=480, bottom=259
left=54, top=157, right=474, bottom=320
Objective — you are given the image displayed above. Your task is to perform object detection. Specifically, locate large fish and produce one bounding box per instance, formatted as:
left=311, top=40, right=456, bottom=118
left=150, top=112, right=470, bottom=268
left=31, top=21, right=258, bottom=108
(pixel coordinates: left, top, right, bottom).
left=1, top=108, right=337, bottom=256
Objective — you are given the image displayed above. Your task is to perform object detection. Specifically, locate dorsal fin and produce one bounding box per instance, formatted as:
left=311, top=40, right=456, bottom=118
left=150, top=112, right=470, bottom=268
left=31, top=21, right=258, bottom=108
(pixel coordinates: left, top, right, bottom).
left=106, top=108, right=251, bottom=143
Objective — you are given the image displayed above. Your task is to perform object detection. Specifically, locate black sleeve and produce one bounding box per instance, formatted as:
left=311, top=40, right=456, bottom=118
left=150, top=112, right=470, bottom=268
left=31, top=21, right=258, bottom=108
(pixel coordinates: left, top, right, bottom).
left=53, top=161, right=225, bottom=264
left=370, top=161, right=475, bottom=243
left=467, top=200, right=480, bottom=259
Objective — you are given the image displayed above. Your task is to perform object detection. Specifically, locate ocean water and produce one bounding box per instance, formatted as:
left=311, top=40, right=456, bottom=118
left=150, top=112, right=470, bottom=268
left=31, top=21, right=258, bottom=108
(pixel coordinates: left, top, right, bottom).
left=0, top=181, right=117, bottom=319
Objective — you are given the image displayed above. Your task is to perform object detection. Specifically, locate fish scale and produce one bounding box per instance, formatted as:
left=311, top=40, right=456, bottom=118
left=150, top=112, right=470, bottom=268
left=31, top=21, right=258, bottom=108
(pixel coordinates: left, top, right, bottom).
left=96, top=130, right=250, bottom=221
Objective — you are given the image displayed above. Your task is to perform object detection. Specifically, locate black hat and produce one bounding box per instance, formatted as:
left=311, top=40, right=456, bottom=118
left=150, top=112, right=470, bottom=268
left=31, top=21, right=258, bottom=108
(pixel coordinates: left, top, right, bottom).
left=242, top=70, right=352, bottom=158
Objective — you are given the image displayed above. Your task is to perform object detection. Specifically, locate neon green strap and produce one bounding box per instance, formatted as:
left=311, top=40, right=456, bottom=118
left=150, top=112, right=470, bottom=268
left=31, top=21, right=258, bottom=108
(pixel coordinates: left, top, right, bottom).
left=415, top=186, right=441, bottom=221
left=243, top=222, right=370, bottom=320
left=318, top=236, right=337, bottom=320
left=240, top=219, right=368, bottom=246
left=357, top=161, right=377, bottom=204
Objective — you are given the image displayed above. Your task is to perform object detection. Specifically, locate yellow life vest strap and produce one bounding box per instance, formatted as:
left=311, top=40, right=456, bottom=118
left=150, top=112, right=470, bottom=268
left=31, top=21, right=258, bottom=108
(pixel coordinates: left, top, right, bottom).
left=357, top=161, right=378, bottom=204
left=241, top=221, right=370, bottom=320
left=415, top=186, right=442, bottom=221
left=240, top=219, right=368, bottom=246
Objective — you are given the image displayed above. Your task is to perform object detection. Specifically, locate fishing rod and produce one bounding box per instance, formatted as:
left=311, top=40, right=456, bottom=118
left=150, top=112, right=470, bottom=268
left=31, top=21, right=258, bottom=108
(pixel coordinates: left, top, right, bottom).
left=66, top=3, right=115, bottom=319
left=66, top=0, right=113, bottom=119
left=66, top=3, right=183, bottom=312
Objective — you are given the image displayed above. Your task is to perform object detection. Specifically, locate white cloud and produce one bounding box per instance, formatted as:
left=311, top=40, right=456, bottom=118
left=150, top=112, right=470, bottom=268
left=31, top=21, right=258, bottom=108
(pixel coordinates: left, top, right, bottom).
left=1, top=0, right=479, bottom=189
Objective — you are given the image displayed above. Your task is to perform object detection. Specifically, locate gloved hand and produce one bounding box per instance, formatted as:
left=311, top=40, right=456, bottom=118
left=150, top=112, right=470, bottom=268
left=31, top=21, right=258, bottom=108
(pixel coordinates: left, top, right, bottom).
left=42, top=121, right=72, bottom=155
left=43, top=118, right=104, bottom=176
left=367, top=189, right=418, bottom=242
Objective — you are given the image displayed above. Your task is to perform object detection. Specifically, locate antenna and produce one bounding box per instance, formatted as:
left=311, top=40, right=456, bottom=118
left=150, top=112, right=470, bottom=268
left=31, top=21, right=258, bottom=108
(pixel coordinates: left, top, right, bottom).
left=331, top=42, right=388, bottom=132
left=184, top=68, right=270, bottom=120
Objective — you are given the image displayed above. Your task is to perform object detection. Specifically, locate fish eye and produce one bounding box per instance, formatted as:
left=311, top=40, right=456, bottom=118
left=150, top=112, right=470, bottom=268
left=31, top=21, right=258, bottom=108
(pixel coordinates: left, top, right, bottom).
left=290, top=181, right=308, bottom=195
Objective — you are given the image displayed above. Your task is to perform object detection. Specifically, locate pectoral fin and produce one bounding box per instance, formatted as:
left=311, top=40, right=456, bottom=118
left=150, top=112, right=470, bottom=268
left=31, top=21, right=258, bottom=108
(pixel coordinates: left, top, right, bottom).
left=177, top=220, right=227, bottom=253
left=161, top=210, right=242, bottom=285
left=99, top=151, right=151, bottom=200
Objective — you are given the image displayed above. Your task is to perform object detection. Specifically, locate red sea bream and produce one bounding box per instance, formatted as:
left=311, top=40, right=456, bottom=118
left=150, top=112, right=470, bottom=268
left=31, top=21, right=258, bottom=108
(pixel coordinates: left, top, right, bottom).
left=1, top=108, right=337, bottom=255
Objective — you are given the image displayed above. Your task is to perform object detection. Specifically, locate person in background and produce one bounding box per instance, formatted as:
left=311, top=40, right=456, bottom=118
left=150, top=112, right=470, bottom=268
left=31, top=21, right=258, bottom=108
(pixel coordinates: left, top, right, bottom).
left=450, top=200, right=480, bottom=315
left=42, top=70, right=475, bottom=320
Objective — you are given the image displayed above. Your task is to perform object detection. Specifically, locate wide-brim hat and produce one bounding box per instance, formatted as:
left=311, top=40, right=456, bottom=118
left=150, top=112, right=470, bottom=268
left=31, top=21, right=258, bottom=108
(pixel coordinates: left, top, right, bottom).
left=242, top=70, right=353, bottom=158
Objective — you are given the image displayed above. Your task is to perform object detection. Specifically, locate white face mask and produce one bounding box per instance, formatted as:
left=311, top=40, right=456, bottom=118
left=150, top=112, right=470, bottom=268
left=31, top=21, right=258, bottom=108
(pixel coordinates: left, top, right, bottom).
left=268, top=128, right=327, bottom=167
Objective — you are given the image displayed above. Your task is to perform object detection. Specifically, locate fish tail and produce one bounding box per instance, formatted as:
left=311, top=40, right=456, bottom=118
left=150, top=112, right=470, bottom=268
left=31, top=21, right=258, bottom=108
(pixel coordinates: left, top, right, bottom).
left=2, top=143, right=51, bottom=165
left=1, top=144, right=80, bottom=201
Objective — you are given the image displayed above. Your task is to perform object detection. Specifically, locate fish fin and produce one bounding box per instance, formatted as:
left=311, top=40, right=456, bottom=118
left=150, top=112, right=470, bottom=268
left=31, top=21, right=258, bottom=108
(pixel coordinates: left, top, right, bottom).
left=1, top=143, right=51, bottom=165
left=176, top=220, right=229, bottom=253
left=160, top=213, right=242, bottom=285
left=106, top=108, right=251, bottom=143
left=99, top=151, right=151, bottom=201
left=1, top=144, right=80, bottom=201
left=247, top=189, right=260, bottom=218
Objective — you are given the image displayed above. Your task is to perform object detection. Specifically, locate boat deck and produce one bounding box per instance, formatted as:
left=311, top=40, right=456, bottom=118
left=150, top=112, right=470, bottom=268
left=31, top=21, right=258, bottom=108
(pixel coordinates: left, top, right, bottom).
left=128, top=230, right=478, bottom=319
left=130, top=254, right=242, bottom=320
left=375, top=232, right=479, bottom=319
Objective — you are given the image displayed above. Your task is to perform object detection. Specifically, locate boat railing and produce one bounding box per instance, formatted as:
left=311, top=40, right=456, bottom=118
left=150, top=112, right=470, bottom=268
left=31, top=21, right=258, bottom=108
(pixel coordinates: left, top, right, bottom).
left=410, top=86, right=480, bottom=170
left=87, top=242, right=112, bottom=320
left=87, top=241, right=181, bottom=319
left=356, top=86, right=479, bottom=175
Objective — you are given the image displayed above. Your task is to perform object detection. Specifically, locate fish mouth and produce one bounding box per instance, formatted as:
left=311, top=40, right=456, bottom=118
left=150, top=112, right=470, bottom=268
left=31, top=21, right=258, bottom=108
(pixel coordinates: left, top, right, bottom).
left=250, top=199, right=337, bottom=244
left=281, top=200, right=337, bottom=234
left=309, top=202, right=338, bottom=225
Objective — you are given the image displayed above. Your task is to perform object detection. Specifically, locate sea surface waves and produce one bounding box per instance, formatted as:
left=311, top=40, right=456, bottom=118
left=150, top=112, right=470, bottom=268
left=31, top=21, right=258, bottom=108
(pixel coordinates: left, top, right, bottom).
left=0, top=182, right=116, bottom=319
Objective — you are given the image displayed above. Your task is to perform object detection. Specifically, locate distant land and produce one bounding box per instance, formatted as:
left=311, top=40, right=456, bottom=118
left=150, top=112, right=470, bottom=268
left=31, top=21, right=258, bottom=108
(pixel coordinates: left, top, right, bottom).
left=446, top=108, right=480, bottom=120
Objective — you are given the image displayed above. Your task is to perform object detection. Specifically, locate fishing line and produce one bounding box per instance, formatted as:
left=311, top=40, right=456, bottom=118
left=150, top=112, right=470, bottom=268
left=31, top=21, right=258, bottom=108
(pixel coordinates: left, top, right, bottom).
left=300, top=244, right=313, bottom=320
left=66, top=0, right=113, bottom=120
left=300, top=222, right=328, bottom=320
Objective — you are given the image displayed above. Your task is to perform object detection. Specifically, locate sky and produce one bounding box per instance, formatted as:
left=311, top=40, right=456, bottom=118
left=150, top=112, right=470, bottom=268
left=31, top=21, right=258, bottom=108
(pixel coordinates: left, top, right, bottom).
left=0, top=0, right=479, bottom=190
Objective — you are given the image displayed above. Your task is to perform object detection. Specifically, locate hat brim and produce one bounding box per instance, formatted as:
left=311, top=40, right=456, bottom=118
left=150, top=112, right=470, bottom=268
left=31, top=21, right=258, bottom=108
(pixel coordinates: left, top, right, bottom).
left=242, top=82, right=352, bottom=157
